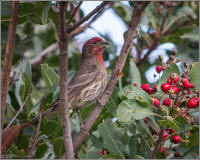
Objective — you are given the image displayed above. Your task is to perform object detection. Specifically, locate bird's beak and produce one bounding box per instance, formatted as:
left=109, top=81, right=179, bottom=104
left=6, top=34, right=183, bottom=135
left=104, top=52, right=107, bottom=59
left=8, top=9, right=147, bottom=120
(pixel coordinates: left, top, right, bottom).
left=100, top=41, right=109, bottom=48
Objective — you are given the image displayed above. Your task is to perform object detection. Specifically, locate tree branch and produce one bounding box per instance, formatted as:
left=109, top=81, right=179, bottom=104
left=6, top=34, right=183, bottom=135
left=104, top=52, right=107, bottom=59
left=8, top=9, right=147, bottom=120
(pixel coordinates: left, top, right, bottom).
left=1, top=1, right=19, bottom=126
left=68, top=1, right=150, bottom=156
left=28, top=97, right=45, bottom=159
left=3, top=86, right=32, bottom=132
left=67, top=1, right=83, bottom=25
left=30, top=42, right=58, bottom=67
left=58, top=2, right=74, bottom=158
left=67, top=1, right=108, bottom=33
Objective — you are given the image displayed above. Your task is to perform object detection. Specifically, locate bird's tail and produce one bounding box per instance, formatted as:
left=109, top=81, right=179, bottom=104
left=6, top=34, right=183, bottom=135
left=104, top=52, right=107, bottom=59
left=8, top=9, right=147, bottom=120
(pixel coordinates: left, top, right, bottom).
left=28, top=100, right=60, bottom=124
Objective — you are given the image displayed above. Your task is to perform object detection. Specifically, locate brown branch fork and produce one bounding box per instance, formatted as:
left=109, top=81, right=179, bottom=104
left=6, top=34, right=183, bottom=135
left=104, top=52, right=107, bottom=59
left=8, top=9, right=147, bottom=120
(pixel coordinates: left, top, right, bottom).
left=63, top=1, right=150, bottom=157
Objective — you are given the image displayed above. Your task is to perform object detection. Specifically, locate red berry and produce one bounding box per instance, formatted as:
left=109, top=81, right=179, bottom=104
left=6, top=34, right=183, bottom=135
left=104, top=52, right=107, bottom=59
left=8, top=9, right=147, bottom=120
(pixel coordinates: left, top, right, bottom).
left=183, top=81, right=193, bottom=89
left=188, top=97, right=199, bottom=108
left=182, top=112, right=186, bottom=118
left=163, top=98, right=172, bottom=106
left=178, top=82, right=183, bottom=87
left=162, top=131, right=168, bottom=139
left=161, top=83, right=171, bottom=92
left=174, top=152, right=181, bottom=157
left=153, top=85, right=157, bottom=92
left=181, top=78, right=188, bottom=83
left=168, top=128, right=175, bottom=134
left=167, top=77, right=172, bottom=84
left=153, top=98, right=160, bottom=107
left=99, top=149, right=103, bottom=155
left=160, top=147, right=165, bottom=153
left=171, top=135, right=181, bottom=144
left=143, top=118, right=147, bottom=123
left=187, top=90, right=192, bottom=94
left=173, top=76, right=179, bottom=83
left=171, top=86, right=179, bottom=94
left=141, top=84, right=150, bottom=91
left=167, top=75, right=179, bottom=84
left=147, top=87, right=153, bottom=94
left=156, top=65, right=163, bottom=73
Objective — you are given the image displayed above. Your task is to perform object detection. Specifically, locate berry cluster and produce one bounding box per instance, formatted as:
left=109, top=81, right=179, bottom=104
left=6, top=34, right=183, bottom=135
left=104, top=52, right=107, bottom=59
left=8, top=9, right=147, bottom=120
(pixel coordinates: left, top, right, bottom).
left=140, top=49, right=199, bottom=158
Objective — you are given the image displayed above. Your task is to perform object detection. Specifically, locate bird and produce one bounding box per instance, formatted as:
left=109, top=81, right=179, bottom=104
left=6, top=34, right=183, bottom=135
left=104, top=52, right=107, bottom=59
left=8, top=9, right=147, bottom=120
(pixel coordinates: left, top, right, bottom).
left=30, top=37, right=109, bottom=125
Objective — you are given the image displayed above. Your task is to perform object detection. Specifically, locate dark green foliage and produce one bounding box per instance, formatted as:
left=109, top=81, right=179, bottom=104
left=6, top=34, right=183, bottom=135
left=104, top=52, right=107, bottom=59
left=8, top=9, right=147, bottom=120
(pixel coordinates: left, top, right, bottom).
left=2, top=1, right=199, bottom=159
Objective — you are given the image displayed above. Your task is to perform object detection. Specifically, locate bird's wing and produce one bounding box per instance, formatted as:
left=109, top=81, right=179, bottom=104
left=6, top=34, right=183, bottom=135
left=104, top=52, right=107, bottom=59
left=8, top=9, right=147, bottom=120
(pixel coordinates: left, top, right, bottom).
left=68, top=71, right=99, bottom=89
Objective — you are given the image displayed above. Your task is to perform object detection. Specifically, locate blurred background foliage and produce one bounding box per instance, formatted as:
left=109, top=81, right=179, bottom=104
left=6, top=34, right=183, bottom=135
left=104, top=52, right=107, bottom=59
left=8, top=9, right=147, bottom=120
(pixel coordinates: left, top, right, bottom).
left=1, top=1, right=199, bottom=159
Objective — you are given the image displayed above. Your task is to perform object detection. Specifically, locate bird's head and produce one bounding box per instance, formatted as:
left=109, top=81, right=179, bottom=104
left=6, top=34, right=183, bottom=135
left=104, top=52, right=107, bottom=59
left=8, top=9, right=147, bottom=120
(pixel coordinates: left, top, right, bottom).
left=82, top=37, right=109, bottom=58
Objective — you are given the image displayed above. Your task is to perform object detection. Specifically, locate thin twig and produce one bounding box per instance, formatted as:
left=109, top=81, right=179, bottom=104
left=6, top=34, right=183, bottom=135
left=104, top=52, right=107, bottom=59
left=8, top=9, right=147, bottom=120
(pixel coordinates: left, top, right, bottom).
left=28, top=97, right=45, bottom=158
left=162, top=18, right=195, bottom=35
left=160, top=8, right=171, bottom=35
left=69, top=6, right=106, bottom=38
left=30, top=42, right=58, bottom=67
left=8, top=69, right=20, bottom=90
left=150, top=128, right=164, bottom=158
left=4, top=86, right=32, bottom=132
left=66, top=2, right=150, bottom=156
left=136, top=39, right=160, bottom=66
left=67, top=1, right=83, bottom=25
left=1, top=1, right=19, bottom=126
left=67, top=1, right=108, bottom=33
left=27, top=100, right=60, bottom=124
left=59, top=1, right=75, bottom=158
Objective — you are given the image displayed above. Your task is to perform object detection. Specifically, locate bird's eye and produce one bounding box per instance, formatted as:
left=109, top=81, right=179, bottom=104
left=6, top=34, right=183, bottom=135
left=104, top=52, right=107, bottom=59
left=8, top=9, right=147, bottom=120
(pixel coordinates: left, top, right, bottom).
left=93, top=41, right=97, bottom=44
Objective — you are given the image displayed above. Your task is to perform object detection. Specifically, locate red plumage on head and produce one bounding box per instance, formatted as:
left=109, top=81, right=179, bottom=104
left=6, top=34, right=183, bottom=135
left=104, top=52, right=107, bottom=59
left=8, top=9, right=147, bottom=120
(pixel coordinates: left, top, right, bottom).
left=82, top=37, right=107, bottom=67
left=83, top=37, right=104, bottom=46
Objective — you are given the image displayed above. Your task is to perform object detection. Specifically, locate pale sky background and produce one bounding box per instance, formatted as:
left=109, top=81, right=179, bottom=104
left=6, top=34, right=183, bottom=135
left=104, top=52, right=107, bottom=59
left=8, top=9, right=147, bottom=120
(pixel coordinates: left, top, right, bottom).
left=75, top=1, right=176, bottom=83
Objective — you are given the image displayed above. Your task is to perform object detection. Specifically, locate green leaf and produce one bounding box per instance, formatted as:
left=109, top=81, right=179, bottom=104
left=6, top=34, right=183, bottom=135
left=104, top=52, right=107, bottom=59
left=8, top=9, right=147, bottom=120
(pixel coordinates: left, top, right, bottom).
left=129, top=135, right=138, bottom=159
left=190, top=62, right=199, bottom=89
left=119, top=85, right=151, bottom=106
left=41, top=2, right=51, bottom=24
left=117, top=99, right=153, bottom=122
left=181, top=126, right=199, bottom=154
left=14, top=61, right=32, bottom=107
left=158, top=116, right=180, bottom=131
left=6, top=94, right=15, bottom=121
left=129, top=59, right=141, bottom=86
left=176, top=114, right=188, bottom=125
left=187, top=126, right=199, bottom=150
left=156, top=151, right=166, bottom=159
left=158, top=63, right=180, bottom=91
left=43, top=92, right=53, bottom=111
left=41, top=64, right=59, bottom=89
left=113, top=2, right=132, bottom=22
left=17, top=135, right=29, bottom=150
left=35, top=143, right=48, bottom=158
left=53, top=137, right=65, bottom=158
left=41, top=120, right=58, bottom=135
left=90, top=133, right=103, bottom=149
left=1, top=2, right=11, bottom=17
left=102, top=154, right=124, bottom=159
left=23, top=60, right=32, bottom=79
left=160, top=24, right=197, bottom=44
left=98, top=119, right=125, bottom=157
left=21, top=73, right=31, bottom=102
left=105, top=87, right=119, bottom=117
